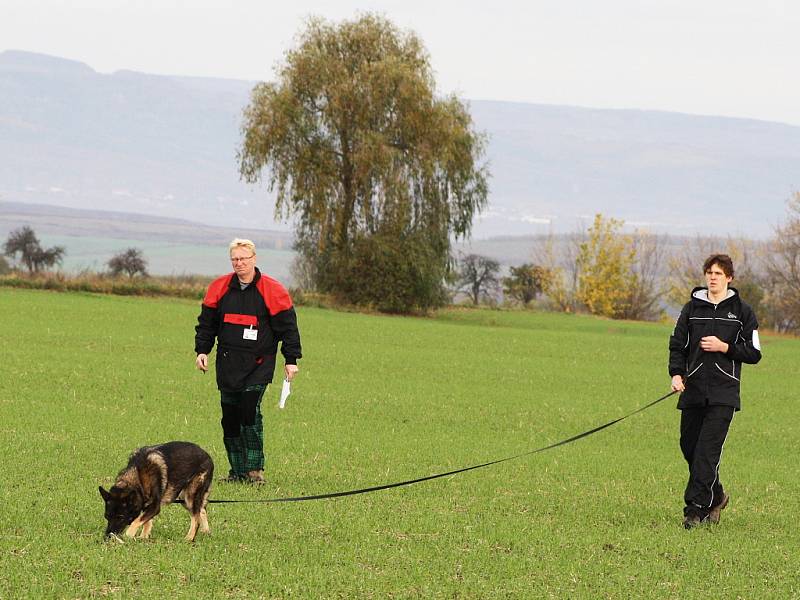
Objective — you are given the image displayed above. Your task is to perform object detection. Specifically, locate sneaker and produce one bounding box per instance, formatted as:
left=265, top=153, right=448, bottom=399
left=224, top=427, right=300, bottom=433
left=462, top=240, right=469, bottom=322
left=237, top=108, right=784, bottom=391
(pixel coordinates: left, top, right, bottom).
left=708, top=493, right=730, bottom=524
left=246, top=470, right=265, bottom=484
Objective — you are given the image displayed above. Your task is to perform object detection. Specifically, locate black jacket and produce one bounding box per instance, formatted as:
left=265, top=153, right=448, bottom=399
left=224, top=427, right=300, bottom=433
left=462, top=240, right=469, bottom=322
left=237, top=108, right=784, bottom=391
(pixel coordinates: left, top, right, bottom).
left=668, top=286, right=761, bottom=410
left=195, top=268, right=302, bottom=392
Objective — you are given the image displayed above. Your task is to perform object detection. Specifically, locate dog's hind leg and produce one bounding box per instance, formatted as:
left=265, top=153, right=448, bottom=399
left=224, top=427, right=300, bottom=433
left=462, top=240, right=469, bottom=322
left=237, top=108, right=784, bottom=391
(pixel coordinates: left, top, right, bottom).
left=185, top=513, right=200, bottom=542
left=198, top=482, right=212, bottom=534
left=199, top=496, right=210, bottom=534
left=199, top=508, right=210, bottom=534
left=184, top=471, right=212, bottom=539
left=181, top=490, right=200, bottom=542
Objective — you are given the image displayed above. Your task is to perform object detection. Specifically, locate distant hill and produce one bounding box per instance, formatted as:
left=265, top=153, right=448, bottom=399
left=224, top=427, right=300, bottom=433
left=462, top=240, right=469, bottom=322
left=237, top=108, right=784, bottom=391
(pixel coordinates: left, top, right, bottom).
left=1, top=49, right=799, bottom=238
left=0, top=200, right=291, bottom=248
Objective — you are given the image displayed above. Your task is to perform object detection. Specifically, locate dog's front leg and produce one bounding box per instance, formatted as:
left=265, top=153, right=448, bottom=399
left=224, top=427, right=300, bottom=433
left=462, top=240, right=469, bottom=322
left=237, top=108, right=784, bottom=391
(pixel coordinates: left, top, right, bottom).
left=125, top=515, right=146, bottom=538
left=127, top=504, right=160, bottom=539
left=140, top=519, right=154, bottom=538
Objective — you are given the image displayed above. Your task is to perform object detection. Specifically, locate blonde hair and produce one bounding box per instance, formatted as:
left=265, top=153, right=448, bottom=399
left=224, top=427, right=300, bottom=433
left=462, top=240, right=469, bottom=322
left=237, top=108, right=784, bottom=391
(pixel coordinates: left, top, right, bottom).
left=229, top=238, right=256, bottom=256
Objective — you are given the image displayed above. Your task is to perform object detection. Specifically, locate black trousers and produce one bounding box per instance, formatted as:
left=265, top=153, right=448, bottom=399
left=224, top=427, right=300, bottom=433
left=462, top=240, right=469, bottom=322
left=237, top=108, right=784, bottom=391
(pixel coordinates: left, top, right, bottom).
left=679, top=404, right=735, bottom=517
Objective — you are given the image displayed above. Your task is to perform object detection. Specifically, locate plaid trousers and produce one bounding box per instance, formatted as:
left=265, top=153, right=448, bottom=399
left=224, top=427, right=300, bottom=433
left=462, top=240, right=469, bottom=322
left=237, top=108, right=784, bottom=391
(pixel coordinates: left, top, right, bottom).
left=220, top=384, right=267, bottom=477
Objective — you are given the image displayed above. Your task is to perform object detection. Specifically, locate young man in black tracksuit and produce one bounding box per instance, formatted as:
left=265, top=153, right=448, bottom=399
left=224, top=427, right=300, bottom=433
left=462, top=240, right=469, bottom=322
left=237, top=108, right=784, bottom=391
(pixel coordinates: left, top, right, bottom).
left=195, top=239, right=302, bottom=483
left=668, top=254, right=761, bottom=528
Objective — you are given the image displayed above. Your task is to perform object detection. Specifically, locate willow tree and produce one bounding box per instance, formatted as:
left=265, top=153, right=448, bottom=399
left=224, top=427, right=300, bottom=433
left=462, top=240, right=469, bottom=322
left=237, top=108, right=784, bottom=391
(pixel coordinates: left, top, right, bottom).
left=239, top=14, right=488, bottom=311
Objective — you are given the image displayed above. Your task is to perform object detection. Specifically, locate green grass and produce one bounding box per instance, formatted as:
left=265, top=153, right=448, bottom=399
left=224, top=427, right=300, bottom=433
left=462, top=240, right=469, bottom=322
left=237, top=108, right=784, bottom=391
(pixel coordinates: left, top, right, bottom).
left=1, top=288, right=798, bottom=598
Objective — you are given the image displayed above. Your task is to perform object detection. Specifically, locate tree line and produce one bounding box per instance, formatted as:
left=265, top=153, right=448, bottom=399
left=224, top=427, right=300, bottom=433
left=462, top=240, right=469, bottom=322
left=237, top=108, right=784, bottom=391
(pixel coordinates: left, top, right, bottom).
left=4, top=196, right=799, bottom=334
left=450, top=195, right=800, bottom=333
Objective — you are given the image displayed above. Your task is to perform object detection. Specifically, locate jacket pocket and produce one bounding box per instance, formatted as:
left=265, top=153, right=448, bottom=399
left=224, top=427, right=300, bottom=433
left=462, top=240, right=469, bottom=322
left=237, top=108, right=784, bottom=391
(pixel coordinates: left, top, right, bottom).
left=216, top=349, right=258, bottom=391
left=686, top=361, right=703, bottom=379
left=713, top=355, right=739, bottom=382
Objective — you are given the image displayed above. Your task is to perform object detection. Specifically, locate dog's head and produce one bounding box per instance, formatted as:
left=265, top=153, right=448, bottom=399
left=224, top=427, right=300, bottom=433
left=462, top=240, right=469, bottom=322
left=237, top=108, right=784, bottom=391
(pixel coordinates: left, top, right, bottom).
left=99, top=485, right=144, bottom=537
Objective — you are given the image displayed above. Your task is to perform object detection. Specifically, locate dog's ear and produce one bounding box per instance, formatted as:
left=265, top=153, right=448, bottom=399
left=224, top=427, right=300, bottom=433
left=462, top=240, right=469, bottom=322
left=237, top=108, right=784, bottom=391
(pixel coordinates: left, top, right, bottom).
left=99, top=486, right=110, bottom=501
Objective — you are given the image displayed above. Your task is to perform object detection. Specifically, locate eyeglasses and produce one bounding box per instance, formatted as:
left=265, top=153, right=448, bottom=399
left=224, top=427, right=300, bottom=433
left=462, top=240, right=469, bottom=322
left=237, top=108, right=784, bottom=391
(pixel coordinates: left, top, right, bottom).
left=230, top=255, right=254, bottom=264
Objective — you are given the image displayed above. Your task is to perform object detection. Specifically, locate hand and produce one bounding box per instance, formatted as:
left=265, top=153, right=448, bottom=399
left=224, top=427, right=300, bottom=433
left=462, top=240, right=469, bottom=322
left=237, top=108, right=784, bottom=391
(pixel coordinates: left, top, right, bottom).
left=700, top=336, right=729, bottom=353
left=196, top=354, right=208, bottom=372
left=284, top=364, right=299, bottom=382
left=671, top=375, right=685, bottom=392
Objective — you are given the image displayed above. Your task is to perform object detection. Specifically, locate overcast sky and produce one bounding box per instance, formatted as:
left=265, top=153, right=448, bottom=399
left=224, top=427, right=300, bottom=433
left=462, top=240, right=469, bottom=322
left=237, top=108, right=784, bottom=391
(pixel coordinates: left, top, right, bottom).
left=3, top=0, right=799, bottom=126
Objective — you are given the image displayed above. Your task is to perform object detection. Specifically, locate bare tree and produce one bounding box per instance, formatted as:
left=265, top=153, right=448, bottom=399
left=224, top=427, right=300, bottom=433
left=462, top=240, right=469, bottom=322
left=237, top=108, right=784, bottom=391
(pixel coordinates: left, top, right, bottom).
left=108, top=248, right=148, bottom=278
left=289, top=253, right=317, bottom=292
left=531, top=229, right=585, bottom=313
left=620, top=231, right=668, bottom=320
left=455, top=254, right=501, bottom=305
left=665, top=235, right=721, bottom=309
left=763, top=193, right=800, bottom=332
left=665, top=234, right=766, bottom=314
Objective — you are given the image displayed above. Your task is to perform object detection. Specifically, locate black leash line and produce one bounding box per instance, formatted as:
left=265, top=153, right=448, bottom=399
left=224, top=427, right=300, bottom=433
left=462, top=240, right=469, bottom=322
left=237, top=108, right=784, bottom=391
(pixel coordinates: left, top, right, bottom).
left=206, top=389, right=677, bottom=505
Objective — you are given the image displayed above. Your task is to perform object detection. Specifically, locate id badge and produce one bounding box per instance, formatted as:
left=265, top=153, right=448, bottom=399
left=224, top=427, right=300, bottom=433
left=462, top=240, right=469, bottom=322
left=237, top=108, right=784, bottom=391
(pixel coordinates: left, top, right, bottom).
left=243, top=326, right=258, bottom=341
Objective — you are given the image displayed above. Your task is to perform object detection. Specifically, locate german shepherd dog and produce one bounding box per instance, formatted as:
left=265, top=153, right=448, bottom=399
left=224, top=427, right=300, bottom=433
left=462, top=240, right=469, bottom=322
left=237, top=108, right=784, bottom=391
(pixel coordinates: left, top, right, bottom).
left=99, top=441, right=214, bottom=541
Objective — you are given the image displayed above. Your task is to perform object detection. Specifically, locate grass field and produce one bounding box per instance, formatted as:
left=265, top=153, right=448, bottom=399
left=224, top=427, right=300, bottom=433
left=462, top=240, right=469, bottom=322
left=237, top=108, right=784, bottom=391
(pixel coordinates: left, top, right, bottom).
left=1, top=288, right=798, bottom=598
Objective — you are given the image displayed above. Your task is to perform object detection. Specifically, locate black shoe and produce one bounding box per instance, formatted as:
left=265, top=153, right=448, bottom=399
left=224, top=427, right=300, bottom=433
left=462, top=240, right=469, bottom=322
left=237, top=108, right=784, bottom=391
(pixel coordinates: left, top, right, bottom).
left=683, top=512, right=708, bottom=530
left=683, top=514, right=701, bottom=529
left=708, top=493, right=730, bottom=524
left=219, top=472, right=246, bottom=483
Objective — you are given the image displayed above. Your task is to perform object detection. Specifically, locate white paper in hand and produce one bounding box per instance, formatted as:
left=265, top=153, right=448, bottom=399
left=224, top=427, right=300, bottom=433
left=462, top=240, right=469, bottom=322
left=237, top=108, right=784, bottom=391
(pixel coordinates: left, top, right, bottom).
left=278, top=378, right=291, bottom=409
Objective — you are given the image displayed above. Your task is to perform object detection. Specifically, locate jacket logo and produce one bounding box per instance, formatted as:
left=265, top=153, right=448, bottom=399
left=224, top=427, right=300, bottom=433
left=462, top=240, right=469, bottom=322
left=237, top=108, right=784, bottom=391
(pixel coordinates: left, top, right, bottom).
left=727, top=312, right=737, bottom=319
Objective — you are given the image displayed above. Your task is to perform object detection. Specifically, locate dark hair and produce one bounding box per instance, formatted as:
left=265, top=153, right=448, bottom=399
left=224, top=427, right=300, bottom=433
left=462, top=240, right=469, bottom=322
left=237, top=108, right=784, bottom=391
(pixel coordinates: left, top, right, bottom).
left=703, top=254, right=734, bottom=278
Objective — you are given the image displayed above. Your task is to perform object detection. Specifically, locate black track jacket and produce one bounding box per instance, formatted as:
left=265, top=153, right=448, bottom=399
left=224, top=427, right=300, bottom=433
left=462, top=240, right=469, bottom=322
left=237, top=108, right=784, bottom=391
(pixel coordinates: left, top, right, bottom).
left=668, top=286, right=761, bottom=410
left=195, top=268, right=302, bottom=392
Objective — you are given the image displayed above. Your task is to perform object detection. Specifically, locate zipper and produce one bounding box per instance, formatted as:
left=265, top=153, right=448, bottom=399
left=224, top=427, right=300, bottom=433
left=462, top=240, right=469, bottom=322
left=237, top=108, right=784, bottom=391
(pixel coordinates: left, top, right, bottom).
left=711, top=303, right=717, bottom=335
left=706, top=303, right=717, bottom=399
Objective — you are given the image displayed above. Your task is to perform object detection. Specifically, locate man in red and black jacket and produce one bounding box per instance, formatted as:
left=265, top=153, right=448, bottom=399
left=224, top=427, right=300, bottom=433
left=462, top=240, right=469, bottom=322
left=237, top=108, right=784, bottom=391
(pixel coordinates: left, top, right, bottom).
left=195, top=239, right=302, bottom=483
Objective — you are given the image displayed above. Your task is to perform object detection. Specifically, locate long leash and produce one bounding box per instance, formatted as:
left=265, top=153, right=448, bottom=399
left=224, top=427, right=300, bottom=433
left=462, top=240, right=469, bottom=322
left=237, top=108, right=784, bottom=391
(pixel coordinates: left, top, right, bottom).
left=206, top=389, right=677, bottom=505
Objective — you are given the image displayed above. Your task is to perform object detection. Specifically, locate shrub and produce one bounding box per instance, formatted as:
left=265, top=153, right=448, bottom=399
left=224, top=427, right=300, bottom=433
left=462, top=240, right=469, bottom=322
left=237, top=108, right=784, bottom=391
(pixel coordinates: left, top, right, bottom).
left=332, top=233, right=449, bottom=313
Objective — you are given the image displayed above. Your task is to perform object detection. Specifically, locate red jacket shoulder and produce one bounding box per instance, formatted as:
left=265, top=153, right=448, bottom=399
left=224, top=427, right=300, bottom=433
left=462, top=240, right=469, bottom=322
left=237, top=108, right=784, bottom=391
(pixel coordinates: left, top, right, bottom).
left=256, top=275, right=293, bottom=316
left=203, top=273, right=235, bottom=308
